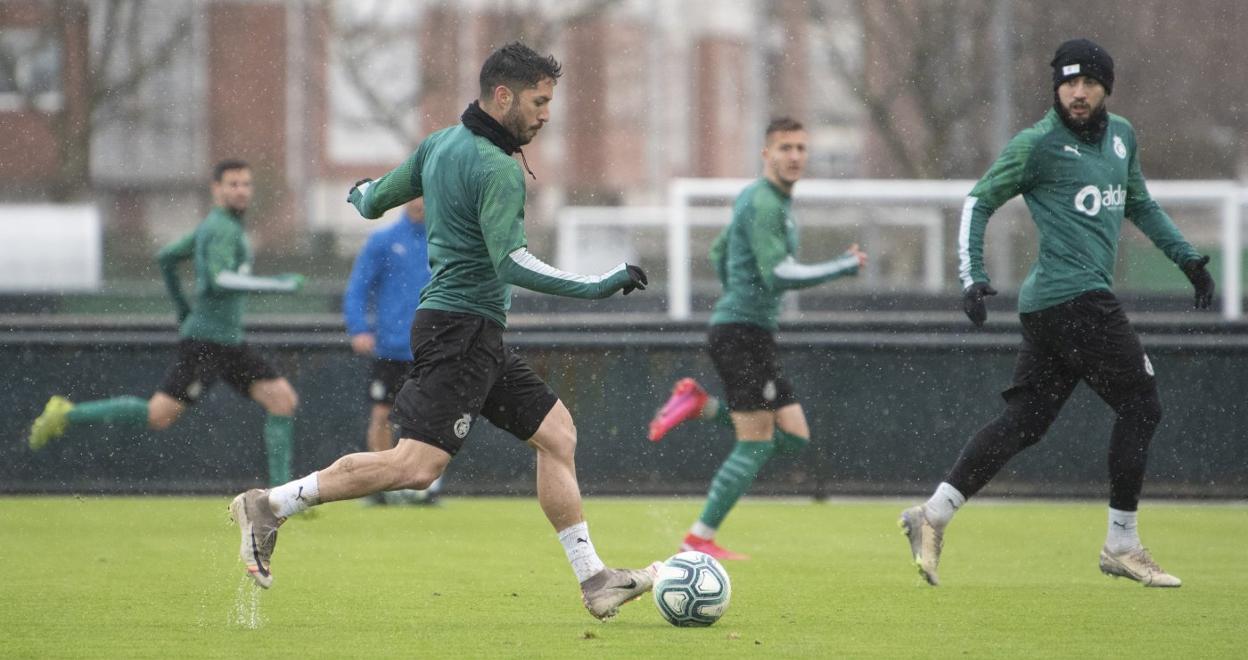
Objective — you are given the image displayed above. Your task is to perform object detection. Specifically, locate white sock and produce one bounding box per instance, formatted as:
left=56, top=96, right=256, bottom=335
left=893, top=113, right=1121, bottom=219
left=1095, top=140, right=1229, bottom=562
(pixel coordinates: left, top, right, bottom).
left=1106, top=508, right=1141, bottom=553
left=700, top=397, right=721, bottom=420
left=923, top=482, right=966, bottom=529
left=690, top=520, right=717, bottom=540
left=558, top=522, right=606, bottom=583
left=269, top=472, right=320, bottom=518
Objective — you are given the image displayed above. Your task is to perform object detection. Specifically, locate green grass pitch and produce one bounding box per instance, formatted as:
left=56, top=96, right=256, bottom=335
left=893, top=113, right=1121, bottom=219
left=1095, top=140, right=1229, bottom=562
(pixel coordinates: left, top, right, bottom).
left=1, top=497, right=1242, bottom=658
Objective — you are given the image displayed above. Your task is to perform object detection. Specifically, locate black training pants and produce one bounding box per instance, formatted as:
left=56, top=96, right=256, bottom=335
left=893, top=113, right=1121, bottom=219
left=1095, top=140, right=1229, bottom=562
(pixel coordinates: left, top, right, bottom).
left=945, top=290, right=1162, bottom=511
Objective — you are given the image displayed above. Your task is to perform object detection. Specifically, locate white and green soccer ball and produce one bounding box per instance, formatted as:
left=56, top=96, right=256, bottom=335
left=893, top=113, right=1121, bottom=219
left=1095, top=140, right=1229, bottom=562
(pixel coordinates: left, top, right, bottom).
left=653, top=551, right=731, bottom=627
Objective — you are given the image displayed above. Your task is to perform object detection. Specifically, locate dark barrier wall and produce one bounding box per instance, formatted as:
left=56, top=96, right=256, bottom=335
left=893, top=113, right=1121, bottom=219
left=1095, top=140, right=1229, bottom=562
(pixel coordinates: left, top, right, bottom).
left=2, top=316, right=1245, bottom=498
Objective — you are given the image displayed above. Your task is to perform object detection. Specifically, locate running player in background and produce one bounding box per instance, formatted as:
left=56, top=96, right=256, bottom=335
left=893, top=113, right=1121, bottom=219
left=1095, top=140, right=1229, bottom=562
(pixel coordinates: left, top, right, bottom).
left=649, top=117, right=867, bottom=560
left=899, top=39, right=1214, bottom=588
left=29, top=159, right=305, bottom=487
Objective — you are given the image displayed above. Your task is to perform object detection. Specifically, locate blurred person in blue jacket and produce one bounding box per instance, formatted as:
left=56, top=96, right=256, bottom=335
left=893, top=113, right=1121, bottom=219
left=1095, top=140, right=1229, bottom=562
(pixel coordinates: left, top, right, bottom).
left=343, top=197, right=442, bottom=505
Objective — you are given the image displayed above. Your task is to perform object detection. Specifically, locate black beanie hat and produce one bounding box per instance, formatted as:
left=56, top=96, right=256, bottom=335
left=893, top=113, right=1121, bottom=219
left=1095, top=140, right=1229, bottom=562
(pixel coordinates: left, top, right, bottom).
left=1050, top=38, right=1114, bottom=95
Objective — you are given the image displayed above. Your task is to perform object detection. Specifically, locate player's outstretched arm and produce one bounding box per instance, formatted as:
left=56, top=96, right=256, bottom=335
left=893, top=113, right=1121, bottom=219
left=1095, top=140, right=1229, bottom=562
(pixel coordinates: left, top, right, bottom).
left=347, top=145, right=427, bottom=219
left=771, top=243, right=867, bottom=291
left=495, top=248, right=646, bottom=299
left=215, top=271, right=305, bottom=293
left=956, top=128, right=1039, bottom=308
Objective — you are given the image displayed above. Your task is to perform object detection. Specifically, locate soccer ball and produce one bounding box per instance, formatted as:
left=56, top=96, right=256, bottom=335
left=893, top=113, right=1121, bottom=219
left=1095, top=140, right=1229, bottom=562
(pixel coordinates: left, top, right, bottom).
left=653, top=551, right=731, bottom=627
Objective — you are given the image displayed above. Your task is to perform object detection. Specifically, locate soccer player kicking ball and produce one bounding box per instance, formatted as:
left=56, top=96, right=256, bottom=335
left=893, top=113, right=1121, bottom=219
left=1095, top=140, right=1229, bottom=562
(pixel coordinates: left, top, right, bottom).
left=899, top=39, right=1214, bottom=588
left=229, top=43, right=656, bottom=620
left=30, top=160, right=304, bottom=486
left=649, top=118, right=867, bottom=560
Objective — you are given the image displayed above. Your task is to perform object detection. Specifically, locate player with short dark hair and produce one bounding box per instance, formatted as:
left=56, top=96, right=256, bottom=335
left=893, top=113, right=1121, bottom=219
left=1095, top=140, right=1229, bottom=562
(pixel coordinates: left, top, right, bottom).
left=343, top=197, right=442, bottom=505
left=229, top=42, right=656, bottom=620
left=648, top=117, right=867, bottom=560
left=899, top=39, right=1214, bottom=588
left=29, top=160, right=306, bottom=486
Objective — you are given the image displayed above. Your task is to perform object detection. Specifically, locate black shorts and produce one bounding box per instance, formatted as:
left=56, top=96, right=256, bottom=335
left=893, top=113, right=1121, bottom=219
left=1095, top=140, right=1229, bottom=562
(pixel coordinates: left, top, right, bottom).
left=707, top=322, right=798, bottom=412
left=367, top=358, right=413, bottom=405
left=157, top=339, right=281, bottom=404
left=1005, top=290, right=1156, bottom=408
left=390, top=309, right=558, bottom=456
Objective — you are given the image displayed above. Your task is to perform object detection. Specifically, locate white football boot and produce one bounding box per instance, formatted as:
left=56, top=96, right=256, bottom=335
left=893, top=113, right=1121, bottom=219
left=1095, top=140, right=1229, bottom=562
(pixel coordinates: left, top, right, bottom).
left=580, top=562, right=662, bottom=620
left=229, top=489, right=285, bottom=588
left=1099, top=546, right=1182, bottom=587
left=899, top=505, right=943, bottom=586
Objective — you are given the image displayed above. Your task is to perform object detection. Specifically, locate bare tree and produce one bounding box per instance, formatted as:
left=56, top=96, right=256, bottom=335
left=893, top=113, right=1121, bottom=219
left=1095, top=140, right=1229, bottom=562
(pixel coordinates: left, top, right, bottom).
left=813, top=0, right=1004, bottom=179
left=813, top=0, right=1248, bottom=180
left=511, top=0, right=623, bottom=51
left=316, top=0, right=424, bottom=151
left=0, top=0, right=193, bottom=200
left=317, top=0, right=624, bottom=152
left=1013, top=0, right=1248, bottom=179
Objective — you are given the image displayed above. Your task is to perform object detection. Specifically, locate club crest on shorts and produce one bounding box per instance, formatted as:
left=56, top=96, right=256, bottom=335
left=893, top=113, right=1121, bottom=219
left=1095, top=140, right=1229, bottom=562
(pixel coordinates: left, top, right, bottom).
left=370, top=380, right=386, bottom=401
left=762, top=379, right=777, bottom=402
left=186, top=380, right=203, bottom=401
left=1143, top=354, right=1154, bottom=376
left=453, top=413, right=472, bottom=439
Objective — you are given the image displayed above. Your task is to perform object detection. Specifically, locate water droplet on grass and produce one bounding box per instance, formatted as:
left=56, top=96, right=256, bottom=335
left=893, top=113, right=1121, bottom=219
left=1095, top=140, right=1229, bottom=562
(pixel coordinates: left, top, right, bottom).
left=229, top=577, right=265, bottom=629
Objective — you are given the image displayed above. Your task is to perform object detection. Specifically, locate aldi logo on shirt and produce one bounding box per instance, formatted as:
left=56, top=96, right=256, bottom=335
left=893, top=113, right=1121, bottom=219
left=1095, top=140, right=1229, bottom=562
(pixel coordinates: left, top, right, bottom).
left=1074, top=184, right=1126, bottom=217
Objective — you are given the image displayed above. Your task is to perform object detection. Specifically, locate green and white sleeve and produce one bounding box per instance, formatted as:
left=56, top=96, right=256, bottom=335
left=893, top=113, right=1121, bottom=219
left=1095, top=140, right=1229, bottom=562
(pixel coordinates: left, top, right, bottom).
left=480, top=167, right=627, bottom=298
left=772, top=253, right=860, bottom=290
left=753, top=206, right=858, bottom=290
left=749, top=205, right=796, bottom=290
left=959, top=133, right=1036, bottom=288
left=496, top=248, right=629, bottom=299
left=1123, top=131, right=1200, bottom=266
left=200, top=225, right=300, bottom=293
left=215, top=271, right=301, bottom=293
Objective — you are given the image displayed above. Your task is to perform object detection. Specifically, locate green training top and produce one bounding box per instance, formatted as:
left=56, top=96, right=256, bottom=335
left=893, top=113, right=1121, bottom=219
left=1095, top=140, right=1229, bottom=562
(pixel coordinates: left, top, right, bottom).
left=350, top=124, right=636, bottom=327
left=709, top=178, right=859, bottom=331
left=960, top=108, right=1200, bottom=313
left=157, top=206, right=300, bottom=345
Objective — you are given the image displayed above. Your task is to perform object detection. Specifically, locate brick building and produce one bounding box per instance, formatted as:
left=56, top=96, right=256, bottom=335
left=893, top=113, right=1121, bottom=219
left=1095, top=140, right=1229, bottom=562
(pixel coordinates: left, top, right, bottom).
left=0, top=0, right=857, bottom=259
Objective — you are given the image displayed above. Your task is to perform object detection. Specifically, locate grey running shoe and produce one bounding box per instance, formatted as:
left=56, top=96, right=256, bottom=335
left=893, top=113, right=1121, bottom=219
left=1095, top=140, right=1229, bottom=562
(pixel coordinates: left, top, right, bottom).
left=229, top=489, right=285, bottom=588
left=1099, top=546, right=1182, bottom=587
left=580, top=562, right=662, bottom=620
left=899, top=505, right=943, bottom=586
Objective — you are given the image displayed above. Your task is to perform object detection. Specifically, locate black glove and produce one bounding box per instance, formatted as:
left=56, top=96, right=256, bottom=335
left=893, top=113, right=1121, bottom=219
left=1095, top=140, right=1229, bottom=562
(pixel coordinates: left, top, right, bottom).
left=346, top=178, right=373, bottom=204
left=1180, top=255, right=1215, bottom=310
left=962, top=281, right=998, bottom=327
left=621, top=264, right=648, bottom=295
